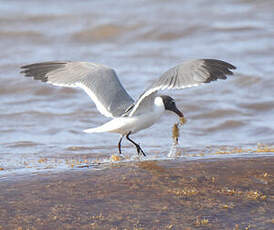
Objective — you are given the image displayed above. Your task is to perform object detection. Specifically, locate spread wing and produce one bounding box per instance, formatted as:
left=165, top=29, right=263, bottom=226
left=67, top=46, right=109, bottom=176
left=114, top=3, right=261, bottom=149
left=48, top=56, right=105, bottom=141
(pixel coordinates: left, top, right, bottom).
left=20, top=61, right=134, bottom=118
left=130, top=59, right=236, bottom=116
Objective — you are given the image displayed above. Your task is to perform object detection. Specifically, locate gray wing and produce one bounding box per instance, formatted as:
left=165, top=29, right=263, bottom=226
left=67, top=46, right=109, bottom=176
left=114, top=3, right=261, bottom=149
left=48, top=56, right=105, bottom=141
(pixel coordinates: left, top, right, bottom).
left=130, top=59, right=236, bottom=116
left=20, top=61, right=134, bottom=118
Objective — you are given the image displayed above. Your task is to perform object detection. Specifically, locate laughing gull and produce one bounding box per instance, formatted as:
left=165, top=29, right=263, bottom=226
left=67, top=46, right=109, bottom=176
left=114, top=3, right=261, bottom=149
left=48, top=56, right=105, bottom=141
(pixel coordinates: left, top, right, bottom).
left=20, top=59, right=236, bottom=156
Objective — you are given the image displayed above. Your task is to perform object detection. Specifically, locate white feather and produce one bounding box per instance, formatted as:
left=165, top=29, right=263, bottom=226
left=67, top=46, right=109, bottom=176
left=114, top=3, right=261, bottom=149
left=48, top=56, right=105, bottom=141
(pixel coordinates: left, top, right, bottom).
left=76, top=82, right=113, bottom=118
left=84, top=96, right=165, bottom=135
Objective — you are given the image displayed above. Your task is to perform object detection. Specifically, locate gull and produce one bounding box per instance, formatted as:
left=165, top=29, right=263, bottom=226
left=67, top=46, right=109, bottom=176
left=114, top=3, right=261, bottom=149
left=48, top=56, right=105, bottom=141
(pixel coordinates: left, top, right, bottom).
left=20, top=59, right=236, bottom=156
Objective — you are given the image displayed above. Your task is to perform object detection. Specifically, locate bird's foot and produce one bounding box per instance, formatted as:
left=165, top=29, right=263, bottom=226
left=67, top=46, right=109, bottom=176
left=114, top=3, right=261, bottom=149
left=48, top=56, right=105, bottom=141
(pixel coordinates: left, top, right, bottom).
left=136, top=144, right=146, bottom=157
left=125, top=132, right=146, bottom=157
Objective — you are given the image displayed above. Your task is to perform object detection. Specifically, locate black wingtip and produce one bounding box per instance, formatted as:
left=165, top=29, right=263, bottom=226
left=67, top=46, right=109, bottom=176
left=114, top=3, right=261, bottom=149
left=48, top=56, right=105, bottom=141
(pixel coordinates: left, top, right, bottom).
left=201, top=59, right=236, bottom=83
left=204, top=59, right=236, bottom=70
left=19, top=61, right=67, bottom=82
left=20, top=64, right=29, bottom=69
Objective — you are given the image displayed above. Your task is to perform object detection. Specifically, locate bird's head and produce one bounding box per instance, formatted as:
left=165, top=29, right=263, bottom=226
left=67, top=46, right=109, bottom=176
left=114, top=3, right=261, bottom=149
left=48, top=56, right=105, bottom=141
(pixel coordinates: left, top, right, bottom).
left=160, top=95, right=184, bottom=118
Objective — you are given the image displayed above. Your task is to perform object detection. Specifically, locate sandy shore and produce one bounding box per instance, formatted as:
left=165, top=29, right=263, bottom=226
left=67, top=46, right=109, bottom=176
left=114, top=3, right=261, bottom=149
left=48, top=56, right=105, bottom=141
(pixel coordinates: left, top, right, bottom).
left=0, top=156, right=273, bottom=230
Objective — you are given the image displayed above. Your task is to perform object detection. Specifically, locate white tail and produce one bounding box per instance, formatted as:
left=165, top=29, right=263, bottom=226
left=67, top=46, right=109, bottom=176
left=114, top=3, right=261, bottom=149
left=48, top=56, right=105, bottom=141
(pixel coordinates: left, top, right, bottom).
left=83, top=117, right=131, bottom=134
left=83, top=127, right=104, bottom=133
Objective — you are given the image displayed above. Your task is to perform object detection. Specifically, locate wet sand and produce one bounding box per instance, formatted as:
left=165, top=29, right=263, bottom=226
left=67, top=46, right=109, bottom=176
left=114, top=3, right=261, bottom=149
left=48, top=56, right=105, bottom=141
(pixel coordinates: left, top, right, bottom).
left=0, top=156, right=273, bottom=229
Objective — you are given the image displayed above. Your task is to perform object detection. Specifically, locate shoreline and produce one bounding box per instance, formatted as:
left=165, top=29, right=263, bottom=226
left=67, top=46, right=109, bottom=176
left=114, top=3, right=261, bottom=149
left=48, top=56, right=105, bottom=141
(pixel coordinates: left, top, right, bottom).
left=0, top=156, right=273, bottom=229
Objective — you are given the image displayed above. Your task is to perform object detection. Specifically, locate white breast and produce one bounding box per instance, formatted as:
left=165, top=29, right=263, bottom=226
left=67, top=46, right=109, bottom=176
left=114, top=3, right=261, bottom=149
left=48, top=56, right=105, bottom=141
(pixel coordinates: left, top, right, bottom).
left=129, top=96, right=165, bottom=133
left=84, top=96, right=165, bottom=135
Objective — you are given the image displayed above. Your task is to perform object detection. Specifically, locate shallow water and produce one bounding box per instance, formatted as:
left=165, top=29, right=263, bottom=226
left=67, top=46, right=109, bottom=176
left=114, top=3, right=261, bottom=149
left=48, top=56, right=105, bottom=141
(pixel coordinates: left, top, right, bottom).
left=0, top=0, right=274, bottom=175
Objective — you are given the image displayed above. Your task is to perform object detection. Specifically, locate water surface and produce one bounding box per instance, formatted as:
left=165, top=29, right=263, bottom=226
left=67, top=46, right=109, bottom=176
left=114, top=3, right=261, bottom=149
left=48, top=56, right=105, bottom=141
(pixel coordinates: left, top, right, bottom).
left=0, top=0, right=274, bottom=175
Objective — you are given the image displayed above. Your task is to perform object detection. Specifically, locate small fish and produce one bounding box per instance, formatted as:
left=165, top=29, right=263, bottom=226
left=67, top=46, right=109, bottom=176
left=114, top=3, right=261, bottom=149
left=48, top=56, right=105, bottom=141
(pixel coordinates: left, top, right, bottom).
left=172, top=117, right=187, bottom=144
left=179, top=117, right=187, bottom=125
left=172, top=123, right=180, bottom=144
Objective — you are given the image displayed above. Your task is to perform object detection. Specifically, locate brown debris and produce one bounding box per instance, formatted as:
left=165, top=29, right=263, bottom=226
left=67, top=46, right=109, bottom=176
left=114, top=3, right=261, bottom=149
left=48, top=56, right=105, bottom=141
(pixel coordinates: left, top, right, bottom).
left=0, top=157, right=273, bottom=229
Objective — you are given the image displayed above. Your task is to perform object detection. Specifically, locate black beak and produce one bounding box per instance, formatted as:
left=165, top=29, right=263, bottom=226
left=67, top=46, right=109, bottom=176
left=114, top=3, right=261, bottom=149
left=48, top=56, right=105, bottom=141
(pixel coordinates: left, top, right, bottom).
left=172, top=106, right=184, bottom=118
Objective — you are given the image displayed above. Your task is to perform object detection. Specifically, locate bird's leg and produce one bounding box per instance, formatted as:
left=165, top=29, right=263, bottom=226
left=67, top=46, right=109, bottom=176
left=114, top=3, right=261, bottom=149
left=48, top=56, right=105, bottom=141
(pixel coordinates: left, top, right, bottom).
left=126, top=132, right=146, bottom=156
left=118, top=135, right=124, bottom=154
